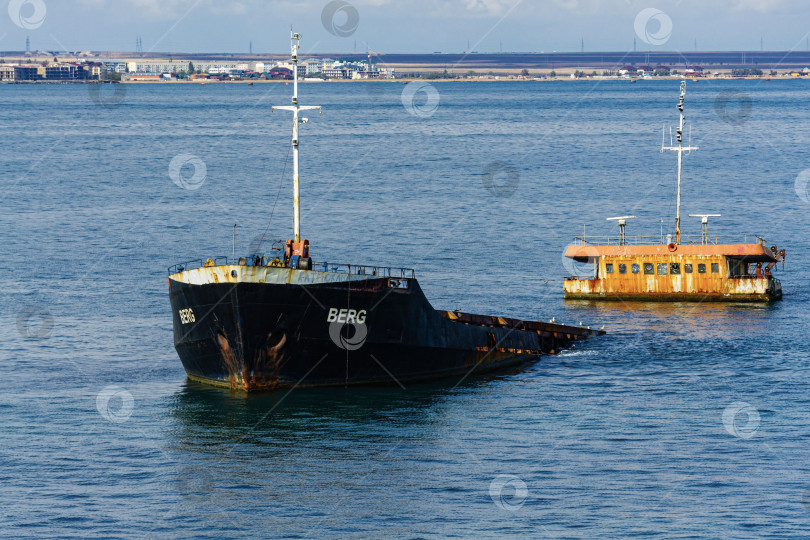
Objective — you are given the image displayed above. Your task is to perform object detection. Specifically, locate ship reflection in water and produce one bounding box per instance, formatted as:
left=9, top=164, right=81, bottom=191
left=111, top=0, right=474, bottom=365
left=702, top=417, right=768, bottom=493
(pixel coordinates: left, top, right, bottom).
left=170, top=379, right=438, bottom=439
left=169, top=372, right=527, bottom=439
left=563, top=299, right=776, bottom=341
left=167, top=375, right=526, bottom=504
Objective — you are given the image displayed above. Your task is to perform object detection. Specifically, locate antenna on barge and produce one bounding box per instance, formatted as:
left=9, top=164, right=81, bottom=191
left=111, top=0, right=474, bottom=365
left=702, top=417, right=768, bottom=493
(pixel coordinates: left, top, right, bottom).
left=662, top=80, right=698, bottom=244
left=606, top=216, right=636, bottom=245
left=689, top=214, right=721, bottom=244
left=273, top=29, right=321, bottom=244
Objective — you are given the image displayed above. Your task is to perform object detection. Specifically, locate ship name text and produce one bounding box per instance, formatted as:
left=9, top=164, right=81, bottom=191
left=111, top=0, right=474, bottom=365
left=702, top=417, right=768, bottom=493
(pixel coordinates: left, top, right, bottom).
left=327, top=308, right=367, bottom=324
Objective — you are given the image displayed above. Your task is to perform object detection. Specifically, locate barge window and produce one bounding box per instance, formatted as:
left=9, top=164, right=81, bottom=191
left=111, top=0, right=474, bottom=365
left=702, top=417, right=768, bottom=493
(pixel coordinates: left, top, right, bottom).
left=670, top=263, right=681, bottom=274
left=618, top=264, right=627, bottom=274
left=632, top=263, right=640, bottom=274
left=684, top=263, right=693, bottom=273
left=657, top=263, right=668, bottom=275
left=643, top=263, right=654, bottom=275
left=605, top=263, right=614, bottom=274
left=711, top=262, right=720, bottom=273
left=698, top=263, right=706, bottom=274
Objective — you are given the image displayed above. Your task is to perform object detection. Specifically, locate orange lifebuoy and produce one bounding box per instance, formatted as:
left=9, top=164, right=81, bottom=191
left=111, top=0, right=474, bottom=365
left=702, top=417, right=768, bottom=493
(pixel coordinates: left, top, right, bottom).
left=667, top=243, right=677, bottom=252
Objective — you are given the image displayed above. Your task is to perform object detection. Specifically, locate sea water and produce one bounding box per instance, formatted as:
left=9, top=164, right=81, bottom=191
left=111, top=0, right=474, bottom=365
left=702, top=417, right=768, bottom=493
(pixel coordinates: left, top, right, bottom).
left=1, top=79, right=809, bottom=537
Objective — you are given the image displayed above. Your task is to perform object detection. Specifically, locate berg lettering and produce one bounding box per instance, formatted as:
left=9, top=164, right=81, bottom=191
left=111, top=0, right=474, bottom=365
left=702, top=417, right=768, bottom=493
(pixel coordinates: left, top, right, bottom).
left=327, top=308, right=367, bottom=324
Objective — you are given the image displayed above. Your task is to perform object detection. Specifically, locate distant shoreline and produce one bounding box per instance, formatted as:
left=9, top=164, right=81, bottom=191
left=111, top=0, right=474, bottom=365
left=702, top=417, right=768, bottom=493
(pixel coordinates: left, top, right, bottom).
left=0, top=75, right=798, bottom=85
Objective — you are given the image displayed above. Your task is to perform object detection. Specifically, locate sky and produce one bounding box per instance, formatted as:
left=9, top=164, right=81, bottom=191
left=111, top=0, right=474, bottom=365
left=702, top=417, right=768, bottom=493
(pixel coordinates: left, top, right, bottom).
left=2, top=0, right=810, bottom=54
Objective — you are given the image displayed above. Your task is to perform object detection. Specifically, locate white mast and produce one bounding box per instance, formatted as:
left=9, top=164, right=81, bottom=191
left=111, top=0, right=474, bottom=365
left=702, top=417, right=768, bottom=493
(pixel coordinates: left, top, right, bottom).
left=662, top=80, right=698, bottom=244
left=273, top=30, right=321, bottom=243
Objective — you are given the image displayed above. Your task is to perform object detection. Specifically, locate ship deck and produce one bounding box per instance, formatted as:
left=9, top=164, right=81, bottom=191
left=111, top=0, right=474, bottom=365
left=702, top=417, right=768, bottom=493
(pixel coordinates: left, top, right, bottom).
left=436, top=310, right=595, bottom=335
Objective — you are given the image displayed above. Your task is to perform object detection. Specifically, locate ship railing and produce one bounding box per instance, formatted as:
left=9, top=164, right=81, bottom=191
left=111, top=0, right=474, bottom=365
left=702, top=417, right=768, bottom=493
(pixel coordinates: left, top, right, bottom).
left=168, top=257, right=416, bottom=278
left=570, top=234, right=766, bottom=246
left=312, top=262, right=416, bottom=278
left=168, top=256, right=231, bottom=274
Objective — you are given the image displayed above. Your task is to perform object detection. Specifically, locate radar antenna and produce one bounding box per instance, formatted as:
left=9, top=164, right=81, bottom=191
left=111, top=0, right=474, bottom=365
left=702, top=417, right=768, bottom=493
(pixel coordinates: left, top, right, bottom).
left=688, top=214, right=721, bottom=245
left=662, top=80, right=698, bottom=245
left=606, top=216, right=636, bottom=245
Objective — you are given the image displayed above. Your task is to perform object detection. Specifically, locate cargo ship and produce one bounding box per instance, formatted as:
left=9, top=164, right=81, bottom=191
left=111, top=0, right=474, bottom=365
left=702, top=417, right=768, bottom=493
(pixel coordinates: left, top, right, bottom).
left=564, top=81, right=785, bottom=302
left=168, top=31, right=604, bottom=391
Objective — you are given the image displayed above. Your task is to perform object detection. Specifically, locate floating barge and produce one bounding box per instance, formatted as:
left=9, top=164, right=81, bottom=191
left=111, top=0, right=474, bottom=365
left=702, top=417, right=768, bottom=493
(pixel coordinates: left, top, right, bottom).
left=564, top=236, right=783, bottom=302
left=168, top=32, right=604, bottom=391
left=564, top=81, right=785, bottom=302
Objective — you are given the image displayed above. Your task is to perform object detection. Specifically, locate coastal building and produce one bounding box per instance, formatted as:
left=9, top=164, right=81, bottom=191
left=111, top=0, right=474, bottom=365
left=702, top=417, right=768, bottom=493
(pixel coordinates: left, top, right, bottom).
left=14, top=65, right=45, bottom=81
left=352, top=69, right=380, bottom=79
left=127, top=73, right=162, bottom=81
left=277, top=61, right=306, bottom=78
left=198, top=63, right=239, bottom=74
left=322, top=67, right=353, bottom=79
left=83, top=62, right=103, bottom=80
left=267, top=67, right=292, bottom=80
left=103, top=61, right=127, bottom=74
left=0, top=65, right=16, bottom=81
left=45, top=64, right=78, bottom=80
left=128, top=62, right=182, bottom=74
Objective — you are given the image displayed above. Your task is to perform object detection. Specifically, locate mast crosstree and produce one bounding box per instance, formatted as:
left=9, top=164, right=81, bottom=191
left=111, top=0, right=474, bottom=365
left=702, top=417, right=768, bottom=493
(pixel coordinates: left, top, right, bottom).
left=273, top=30, right=321, bottom=243
left=661, top=80, right=698, bottom=244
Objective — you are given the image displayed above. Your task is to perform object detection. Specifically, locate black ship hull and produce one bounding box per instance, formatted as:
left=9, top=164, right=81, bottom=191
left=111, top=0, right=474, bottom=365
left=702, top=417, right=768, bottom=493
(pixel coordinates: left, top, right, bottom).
left=169, top=265, right=602, bottom=391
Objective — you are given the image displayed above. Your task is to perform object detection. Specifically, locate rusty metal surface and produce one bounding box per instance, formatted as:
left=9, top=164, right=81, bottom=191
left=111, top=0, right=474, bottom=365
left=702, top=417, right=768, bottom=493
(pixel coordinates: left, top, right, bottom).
left=435, top=310, right=602, bottom=337
left=564, top=274, right=780, bottom=302
left=565, top=243, right=777, bottom=261
left=171, top=264, right=376, bottom=286
left=563, top=242, right=783, bottom=302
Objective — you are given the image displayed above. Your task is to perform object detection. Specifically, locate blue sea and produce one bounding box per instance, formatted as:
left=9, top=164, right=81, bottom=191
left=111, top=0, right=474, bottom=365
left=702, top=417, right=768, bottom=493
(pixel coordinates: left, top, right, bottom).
left=1, top=79, right=809, bottom=538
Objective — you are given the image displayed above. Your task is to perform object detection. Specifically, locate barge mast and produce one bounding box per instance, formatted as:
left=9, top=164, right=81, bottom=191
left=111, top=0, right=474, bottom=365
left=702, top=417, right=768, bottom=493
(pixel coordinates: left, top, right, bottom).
left=662, top=80, right=698, bottom=244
